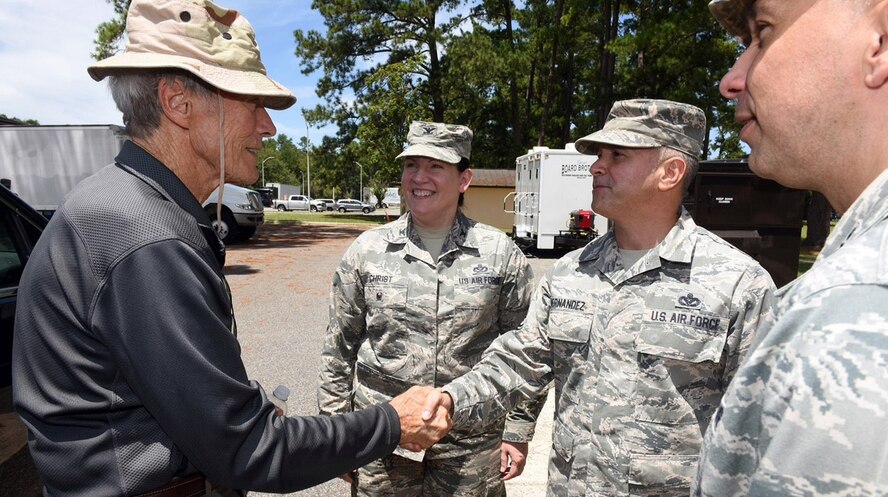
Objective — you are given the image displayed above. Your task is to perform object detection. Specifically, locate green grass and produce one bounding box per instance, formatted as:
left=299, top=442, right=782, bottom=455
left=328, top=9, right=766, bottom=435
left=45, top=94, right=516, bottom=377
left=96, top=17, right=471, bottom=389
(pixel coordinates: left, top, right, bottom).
left=798, top=249, right=819, bottom=275
left=264, top=211, right=390, bottom=226
left=797, top=220, right=838, bottom=276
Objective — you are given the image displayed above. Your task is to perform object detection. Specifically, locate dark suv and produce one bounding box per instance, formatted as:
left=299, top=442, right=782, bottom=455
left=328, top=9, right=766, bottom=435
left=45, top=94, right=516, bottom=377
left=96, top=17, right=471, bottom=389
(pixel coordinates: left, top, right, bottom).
left=1, top=184, right=47, bottom=387
left=0, top=182, right=46, bottom=490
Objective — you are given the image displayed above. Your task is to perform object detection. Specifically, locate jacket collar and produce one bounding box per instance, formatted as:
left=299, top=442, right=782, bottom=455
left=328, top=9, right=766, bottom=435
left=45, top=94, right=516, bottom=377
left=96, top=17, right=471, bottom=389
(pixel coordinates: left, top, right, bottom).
left=114, top=140, right=225, bottom=266
left=818, top=169, right=888, bottom=261
left=382, top=211, right=479, bottom=264
left=578, top=207, right=697, bottom=284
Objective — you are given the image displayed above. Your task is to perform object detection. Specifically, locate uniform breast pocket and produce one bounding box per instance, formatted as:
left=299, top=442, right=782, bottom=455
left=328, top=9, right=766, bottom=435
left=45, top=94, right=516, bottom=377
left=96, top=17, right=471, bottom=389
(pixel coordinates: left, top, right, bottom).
left=452, top=280, right=499, bottom=309
left=547, top=310, right=593, bottom=391
left=365, top=283, right=408, bottom=309
left=633, top=315, right=729, bottom=427
left=448, top=279, right=501, bottom=340
left=364, top=284, right=408, bottom=337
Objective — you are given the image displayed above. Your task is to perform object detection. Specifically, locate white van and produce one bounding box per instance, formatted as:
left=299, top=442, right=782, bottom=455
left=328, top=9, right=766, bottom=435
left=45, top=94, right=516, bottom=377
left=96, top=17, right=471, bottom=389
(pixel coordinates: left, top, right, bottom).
left=202, top=184, right=264, bottom=243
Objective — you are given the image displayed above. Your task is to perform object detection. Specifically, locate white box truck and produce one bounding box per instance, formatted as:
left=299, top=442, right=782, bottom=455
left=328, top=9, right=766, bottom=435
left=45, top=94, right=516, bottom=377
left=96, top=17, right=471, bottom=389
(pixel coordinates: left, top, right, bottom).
left=507, top=144, right=609, bottom=250
left=0, top=125, right=128, bottom=215
left=264, top=182, right=300, bottom=200
left=1, top=124, right=262, bottom=243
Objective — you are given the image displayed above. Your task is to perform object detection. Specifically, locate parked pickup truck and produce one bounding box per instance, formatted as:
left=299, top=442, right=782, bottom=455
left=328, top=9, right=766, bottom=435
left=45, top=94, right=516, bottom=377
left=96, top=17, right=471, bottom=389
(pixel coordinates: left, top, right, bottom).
left=274, top=195, right=311, bottom=211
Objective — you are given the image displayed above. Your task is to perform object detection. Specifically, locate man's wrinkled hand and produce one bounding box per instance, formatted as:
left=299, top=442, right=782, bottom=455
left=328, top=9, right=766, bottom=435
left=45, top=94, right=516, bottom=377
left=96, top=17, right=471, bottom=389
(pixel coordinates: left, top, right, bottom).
left=500, top=441, right=529, bottom=480
left=390, top=386, right=452, bottom=450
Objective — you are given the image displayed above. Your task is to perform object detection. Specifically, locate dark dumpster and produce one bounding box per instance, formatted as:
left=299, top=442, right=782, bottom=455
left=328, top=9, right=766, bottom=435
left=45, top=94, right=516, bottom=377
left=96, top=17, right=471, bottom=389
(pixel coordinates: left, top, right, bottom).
left=683, top=159, right=807, bottom=288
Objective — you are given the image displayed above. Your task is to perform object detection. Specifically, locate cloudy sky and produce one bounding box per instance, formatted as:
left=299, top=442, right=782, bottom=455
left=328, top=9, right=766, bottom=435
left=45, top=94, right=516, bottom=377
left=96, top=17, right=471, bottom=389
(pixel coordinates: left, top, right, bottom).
left=0, top=0, right=333, bottom=143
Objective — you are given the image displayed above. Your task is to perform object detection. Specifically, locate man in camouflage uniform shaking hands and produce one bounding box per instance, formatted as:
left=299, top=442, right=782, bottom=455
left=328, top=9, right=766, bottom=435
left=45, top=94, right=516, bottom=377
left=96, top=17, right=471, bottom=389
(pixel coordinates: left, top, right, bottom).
left=425, top=99, right=777, bottom=496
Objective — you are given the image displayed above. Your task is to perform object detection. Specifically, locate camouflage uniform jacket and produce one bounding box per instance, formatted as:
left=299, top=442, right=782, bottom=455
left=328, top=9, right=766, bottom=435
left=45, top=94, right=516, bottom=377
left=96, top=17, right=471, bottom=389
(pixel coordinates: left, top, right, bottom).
left=318, top=211, right=543, bottom=458
left=444, top=209, right=776, bottom=496
left=693, top=170, right=888, bottom=497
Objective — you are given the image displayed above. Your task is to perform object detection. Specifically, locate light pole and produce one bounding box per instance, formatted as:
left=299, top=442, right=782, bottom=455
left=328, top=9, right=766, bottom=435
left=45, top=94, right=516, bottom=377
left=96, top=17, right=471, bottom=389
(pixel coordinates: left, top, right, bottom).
left=293, top=167, right=304, bottom=195
left=355, top=161, right=364, bottom=202
left=260, top=156, right=277, bottom=187
left=305, top=123, right=311, bottom=200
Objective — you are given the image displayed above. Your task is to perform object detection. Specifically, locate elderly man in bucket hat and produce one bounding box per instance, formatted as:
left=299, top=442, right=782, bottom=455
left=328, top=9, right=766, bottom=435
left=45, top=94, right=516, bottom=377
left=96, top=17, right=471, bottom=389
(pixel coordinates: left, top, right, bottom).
left=693, top=1, right=888, bottom=496
left=318, top=120, right=545, bottom=496
left=420, top=99, right=776, bottom=496
left=11, top=1, right=450, bottom=496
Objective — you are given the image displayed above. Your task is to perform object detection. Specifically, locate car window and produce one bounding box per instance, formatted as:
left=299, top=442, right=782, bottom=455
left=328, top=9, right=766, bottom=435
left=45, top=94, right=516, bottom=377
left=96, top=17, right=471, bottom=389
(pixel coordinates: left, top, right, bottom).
left=0, top=231, right=24, bottom=288
left=0, top=208, right=37, bottom=290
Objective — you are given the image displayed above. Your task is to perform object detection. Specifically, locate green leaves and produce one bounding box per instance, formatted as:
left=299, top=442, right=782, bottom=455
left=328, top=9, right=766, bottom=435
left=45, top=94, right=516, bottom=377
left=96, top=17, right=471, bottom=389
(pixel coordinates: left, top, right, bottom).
left=92, top=0, right=747, bottom=194
left=92, top=0, right=130, bottom=61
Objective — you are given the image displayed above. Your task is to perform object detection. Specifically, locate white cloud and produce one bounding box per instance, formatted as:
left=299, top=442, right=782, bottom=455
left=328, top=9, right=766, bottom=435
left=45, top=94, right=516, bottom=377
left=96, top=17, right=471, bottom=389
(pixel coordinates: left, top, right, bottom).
left=0, top=0, right=121, bottom=124
left=0, top=0, right=332, bottom=144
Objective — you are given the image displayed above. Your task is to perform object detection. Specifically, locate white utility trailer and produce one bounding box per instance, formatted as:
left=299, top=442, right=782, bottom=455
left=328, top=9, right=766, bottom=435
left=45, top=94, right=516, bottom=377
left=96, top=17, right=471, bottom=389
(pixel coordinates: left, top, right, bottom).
left=506, top=144, right=609, bottom=250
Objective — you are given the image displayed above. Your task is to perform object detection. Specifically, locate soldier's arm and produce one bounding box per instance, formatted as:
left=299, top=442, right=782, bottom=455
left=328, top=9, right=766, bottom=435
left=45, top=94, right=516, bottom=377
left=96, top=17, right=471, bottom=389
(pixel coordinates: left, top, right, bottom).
left=317, top=244, right=367, bottom=415
left=724, top=264, right=777, bottom=385
left=445, top=268, right=556, bottom=433
left=498, top=243, right=547, bottom=442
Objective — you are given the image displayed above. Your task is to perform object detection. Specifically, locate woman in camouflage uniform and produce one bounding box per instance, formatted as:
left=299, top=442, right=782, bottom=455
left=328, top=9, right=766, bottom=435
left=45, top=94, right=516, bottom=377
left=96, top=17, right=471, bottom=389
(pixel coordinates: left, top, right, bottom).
left=318, top=121, right=545, bottom=497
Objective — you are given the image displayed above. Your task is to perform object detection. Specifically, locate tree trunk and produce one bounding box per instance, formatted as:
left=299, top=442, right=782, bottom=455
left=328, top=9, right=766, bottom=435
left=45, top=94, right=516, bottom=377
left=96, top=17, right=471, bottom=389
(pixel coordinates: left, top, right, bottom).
left=526, top=59, right=536, bottom=132
left=504, top=0, right=524, bottom=147
left=426, top=14, right=445, bottom=122
left=537, top=0, right=565, bottom=145
left=561, top=50, right=575, bottom=145
left=597, top=0, right=620, bottom=128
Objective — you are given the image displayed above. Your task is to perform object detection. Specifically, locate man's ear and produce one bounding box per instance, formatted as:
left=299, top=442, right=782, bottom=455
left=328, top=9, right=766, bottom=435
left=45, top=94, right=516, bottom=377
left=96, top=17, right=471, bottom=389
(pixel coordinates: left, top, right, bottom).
left=459, top=168, right=474, bottom=193
left=157, top=78, right=192, bottom=129
left=864, top=0, right=888, bottom=89
left=657, top=156, right=686, bottom=192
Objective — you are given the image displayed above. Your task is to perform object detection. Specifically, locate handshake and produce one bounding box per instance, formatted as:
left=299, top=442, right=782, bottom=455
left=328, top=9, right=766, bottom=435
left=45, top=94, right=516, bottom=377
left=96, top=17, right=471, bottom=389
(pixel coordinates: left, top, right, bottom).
left=389, top=386, right=454, bottom=451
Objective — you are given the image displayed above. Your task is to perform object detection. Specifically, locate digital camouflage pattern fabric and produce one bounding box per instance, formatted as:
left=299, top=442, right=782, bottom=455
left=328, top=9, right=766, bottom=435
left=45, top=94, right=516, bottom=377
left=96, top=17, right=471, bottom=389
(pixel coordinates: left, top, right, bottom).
left=318, top=211, right=546, bottom=496
left=444, top=209, right=776, bottom=497
left=574, top=99, right=706, bottom=157
left=693, top=170, right=888, bottom=497
left=395, top=120, right=473, bottom=164
left=708, top=0, right=755, bottom=45
left=354, top=439, right=505, bottom=497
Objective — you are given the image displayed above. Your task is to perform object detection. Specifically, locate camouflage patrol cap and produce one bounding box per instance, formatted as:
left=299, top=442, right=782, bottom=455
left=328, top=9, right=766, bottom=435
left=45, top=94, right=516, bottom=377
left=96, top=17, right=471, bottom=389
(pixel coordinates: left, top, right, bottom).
left=575, top=99, right=706, bottom=158
left=709, top=0, right=754, bottom=45
left=396, top=121, right=473, bottom=164
left=88, top=0, right=296, bottom=110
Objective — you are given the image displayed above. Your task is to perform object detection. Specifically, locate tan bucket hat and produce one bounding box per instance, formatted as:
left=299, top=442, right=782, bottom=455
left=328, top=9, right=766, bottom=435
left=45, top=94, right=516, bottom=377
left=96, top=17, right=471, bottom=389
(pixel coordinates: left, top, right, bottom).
left=88, top=0, right=296, bottom=110
left=395, top=121, right=473, bottom=164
